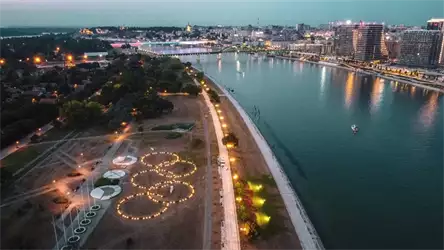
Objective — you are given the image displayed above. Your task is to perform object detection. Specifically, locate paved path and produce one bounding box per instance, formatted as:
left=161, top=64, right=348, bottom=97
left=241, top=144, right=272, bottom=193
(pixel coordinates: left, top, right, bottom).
left=198, top=79, right=241, bottom=250
left=0, top=123, right=54, bottom=160
left=202, top=104, right=213, bottom=250
left=206, top=74, right=324, bottom=250
left=53, top=130, right=125, bottom=249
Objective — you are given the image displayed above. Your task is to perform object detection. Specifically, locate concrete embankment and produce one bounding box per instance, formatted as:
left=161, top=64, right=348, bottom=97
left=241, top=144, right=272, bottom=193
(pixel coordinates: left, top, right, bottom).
left=275, top=56, right=444, bottom=94
left=195, top=68, right=324, bottom=250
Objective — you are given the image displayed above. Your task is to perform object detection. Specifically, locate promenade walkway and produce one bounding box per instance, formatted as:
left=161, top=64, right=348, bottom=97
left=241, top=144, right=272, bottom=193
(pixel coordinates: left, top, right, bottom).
left=197, top=79, right=241, bottom=250
left=201, top=72, right=324, bottom=250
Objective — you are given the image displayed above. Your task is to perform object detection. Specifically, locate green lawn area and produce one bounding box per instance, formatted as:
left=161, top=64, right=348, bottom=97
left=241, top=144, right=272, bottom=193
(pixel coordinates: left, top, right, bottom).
left=152, top=123, right=195, bottom=131
left=0, top=147, right=41, bottom=173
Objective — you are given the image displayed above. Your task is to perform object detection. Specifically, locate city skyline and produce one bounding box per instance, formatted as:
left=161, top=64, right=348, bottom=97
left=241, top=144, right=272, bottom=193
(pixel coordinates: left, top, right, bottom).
left=0, top=0, right=443, bottom=27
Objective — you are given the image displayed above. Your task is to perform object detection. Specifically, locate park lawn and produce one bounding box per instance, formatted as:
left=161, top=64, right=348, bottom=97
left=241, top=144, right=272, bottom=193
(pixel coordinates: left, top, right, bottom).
left=0, top=147, right=41, bottom=173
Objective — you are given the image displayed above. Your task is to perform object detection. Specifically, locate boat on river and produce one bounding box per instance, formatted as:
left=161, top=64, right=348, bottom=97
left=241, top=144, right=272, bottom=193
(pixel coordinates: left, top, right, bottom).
left=351, top=124, right=359, bottom=134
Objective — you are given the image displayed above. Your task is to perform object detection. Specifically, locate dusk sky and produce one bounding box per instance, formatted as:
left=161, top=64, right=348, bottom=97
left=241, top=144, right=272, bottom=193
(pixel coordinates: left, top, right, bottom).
left=0, top=0, right=442, bottom=27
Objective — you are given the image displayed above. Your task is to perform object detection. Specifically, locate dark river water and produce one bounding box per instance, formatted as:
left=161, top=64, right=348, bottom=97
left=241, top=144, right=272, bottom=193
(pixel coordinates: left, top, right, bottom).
left=179, top=52, right=443, bottom=249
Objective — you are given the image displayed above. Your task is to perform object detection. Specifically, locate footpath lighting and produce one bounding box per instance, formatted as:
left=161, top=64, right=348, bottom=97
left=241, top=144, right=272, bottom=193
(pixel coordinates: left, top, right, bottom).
left=233, top=173, right=239, bottom=180
left=229, top=157, right=236, bottom=163
left=16, top=141, right=19, bottom=145
left=217, top=110, right=222, bottom=114
left=34, top=56, right=41, bottom=64
left=66, top=55, right=73, bottom=61
left=215, top=104, right=219, bottom=107
left=205, top=88, right=210, bottom=91
left=83, top=54, right=88, bottom=59
left=219, top=116, right=224, bottom=120
left=0, top=58, right=5, bottom=65
left=222, top=124, right=227, bottom=128
left=236, top=196, right=242, bottom=202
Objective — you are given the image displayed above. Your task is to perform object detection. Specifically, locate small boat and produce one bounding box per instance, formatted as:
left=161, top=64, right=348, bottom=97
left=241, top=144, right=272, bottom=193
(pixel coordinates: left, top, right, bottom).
left=351, top=124, right=359, bottom=133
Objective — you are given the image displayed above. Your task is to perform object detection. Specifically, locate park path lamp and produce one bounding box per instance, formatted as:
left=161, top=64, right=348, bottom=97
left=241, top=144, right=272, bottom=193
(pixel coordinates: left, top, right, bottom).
left=0, top=58, right=5, bottom=65
left=34, top=56, right=42, bottom=64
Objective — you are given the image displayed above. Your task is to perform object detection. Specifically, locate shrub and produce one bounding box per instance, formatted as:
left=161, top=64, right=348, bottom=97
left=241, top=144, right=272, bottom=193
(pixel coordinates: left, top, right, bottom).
left=165, top=132, right=183, bottom=139
left=222, top=132, right=239, bottom=147
left=190, top=138, right=204, bottom=149
left=94, top=177, right=119, bottom=187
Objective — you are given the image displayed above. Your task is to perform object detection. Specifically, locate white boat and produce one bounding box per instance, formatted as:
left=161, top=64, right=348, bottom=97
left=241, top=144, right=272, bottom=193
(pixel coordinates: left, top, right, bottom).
left=351, top=124, right=359, bottom=133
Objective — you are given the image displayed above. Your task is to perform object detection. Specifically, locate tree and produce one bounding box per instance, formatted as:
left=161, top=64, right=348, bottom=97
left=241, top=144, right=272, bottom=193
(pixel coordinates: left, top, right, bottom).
left=61, top=100, right=103, bottom=128
left=182, top=84, right=202, bottom=96
left=222, top=132, right=239, bottom=147
left=195, top=72, right=204, bottom=81
left=184, top=62, right=192, bottom=68
left=207, top=89, right=220, bottom=103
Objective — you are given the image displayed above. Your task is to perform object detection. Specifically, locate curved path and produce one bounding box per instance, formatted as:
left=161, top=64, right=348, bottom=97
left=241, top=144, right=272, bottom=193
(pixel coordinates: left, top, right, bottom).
left=202, top=72, right=324, bottom=250
left=199, top=79, right=241, bottom=250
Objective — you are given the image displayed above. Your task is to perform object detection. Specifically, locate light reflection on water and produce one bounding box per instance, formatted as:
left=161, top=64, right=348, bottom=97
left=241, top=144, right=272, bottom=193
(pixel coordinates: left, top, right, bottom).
left=177, top=52, right=443, bottom=249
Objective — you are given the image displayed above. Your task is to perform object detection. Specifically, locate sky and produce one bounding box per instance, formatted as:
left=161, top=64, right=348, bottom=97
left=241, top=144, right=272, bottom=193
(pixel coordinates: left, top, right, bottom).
left=0, top=0, right=443, bottom=27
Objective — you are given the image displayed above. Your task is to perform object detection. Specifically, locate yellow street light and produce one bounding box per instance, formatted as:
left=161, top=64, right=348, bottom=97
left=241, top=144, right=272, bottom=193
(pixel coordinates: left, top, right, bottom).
left=16, top=141, right=19, bottom=144
left=236, top=196, right=242, bottom=202
left=0, top=59, right=5, bottom=65
left=217, top=110, right=222, bottom=113
left=229, top=157, right=236, bottom=162
left=233, top=174, right=239, bottom=180
left=222, top=124, right=227, bottom=128
left=205, top=88, right=210, bottom=91
left=83, top=54, right=88, bottom=59
left=34, top=56, right=41, bottom=64
left=66, top=55, right=73, bottom=61
left=215, top=104, right=219, bottom=107
left=219, top=116, right=224, bottom=120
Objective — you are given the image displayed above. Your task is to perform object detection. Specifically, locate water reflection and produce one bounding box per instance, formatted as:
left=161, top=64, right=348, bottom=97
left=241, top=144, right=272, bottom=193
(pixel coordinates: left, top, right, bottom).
left=370, top=77, right=385, bottom=114
left=320, top=66, right=327, bottom=100
left=418, top=92, right=440, bottom=129
left=344, top=72, right=355, bottom=109
left=218, top=59, right=222, bottom=73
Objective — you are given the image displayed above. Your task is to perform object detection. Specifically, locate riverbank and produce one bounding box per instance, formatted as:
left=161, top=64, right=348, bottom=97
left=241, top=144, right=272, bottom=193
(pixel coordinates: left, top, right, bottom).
left=275, top=56, right=444, bottom=94
left=194, top=67, right=324, bottom=250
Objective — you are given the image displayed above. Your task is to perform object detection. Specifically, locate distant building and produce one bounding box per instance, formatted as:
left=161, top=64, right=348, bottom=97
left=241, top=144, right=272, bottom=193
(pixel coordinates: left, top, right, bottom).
left=426, top=18, right=444, bottom=64
left=385, top=39, right=401, bottom=59
left=186, top=23, right=192, bottom=33
left=335, top=25, right=357, bottom=56
left=398, top=30, right=442, bottom=68
left=355, top=23, right=384, bottom=61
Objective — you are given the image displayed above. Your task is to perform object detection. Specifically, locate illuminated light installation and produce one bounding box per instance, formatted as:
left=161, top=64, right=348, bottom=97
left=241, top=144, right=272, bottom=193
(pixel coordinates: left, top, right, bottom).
left=112, top=155, right=138, bottom=166
left=140, top=151, right=179, bottom=167
left=116, top=152, right=195, bottom=220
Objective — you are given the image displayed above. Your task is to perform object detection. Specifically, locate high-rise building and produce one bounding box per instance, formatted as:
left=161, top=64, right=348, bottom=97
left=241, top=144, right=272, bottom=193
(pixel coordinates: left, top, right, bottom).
left=426, top=18, right=444, bottom=64
left=398, top=30, right=442, bottom=68
left=355, top=23, right=384, bottom=61
left=335, top=25, right=356, bottom=56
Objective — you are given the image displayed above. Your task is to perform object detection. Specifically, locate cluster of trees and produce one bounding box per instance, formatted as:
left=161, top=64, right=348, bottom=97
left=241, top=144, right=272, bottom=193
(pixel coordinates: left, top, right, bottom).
left=1, top=103, right=59, bottom=148
left=61, top=100, right=103, bottom=128
left=0, top=27, right=77, bottom=37
left=0, top=35, right=112, bottom=60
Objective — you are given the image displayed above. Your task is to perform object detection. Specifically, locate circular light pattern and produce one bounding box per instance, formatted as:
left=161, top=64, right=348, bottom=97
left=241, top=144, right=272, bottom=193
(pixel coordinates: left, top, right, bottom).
left=90, top=185, right=122, bottom=200
left=103, top=170, right=126, bottom=179
left=154, top=160, right=197, bottom=179
left=113, top=155, right=138, bottom=166
left=140, top=151, right=179, bottom=167
left=116, top=152, right=196, bottom=221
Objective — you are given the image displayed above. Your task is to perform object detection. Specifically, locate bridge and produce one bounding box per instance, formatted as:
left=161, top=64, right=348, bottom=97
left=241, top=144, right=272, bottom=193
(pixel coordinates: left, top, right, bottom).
left=143, top=49, right=320, bottom=57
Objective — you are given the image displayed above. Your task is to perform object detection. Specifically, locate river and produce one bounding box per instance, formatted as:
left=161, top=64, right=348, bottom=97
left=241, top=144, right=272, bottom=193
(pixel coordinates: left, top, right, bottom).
left=177, top=52, right=443, bottom=249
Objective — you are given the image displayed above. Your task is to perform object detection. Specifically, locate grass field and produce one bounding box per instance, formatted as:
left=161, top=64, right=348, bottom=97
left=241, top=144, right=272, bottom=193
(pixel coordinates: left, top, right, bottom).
left=0, top=147, right=40, bottom=173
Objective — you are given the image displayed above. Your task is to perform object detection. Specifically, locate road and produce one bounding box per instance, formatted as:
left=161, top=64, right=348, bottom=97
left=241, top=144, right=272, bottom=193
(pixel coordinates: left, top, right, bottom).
left=0, top=123, right=54, bottom=160
left=198, top=79, right=240, bottom=250
left=201, top=104, right=212, bottom=250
